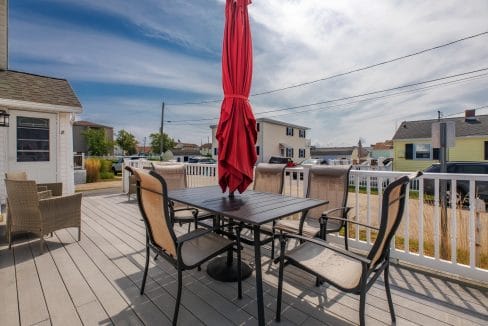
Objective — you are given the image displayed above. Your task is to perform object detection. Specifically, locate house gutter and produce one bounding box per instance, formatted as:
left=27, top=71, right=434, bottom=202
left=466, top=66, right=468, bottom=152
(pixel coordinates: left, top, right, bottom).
left=0, top=98, right=82, bottom=113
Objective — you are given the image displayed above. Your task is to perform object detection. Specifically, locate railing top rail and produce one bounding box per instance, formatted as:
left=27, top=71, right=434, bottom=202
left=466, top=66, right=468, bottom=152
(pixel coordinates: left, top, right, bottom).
left=350, top=169, right=488, bottom=181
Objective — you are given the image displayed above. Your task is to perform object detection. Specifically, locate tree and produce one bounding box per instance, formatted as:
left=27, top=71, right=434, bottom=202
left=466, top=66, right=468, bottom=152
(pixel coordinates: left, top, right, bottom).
left=83, top=127, right=113, bottom=156
left=150, top=132, right=175, bottom=154
left=116, top=129, right=138, bottom=155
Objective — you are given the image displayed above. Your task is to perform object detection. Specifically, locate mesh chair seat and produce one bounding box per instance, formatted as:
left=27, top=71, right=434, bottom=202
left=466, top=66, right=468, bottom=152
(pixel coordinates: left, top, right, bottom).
left=179, top=231, right=233, bottom=267
left=287, top=241, right=362, bottom=290
left=275, top=218, right=321, bottom=238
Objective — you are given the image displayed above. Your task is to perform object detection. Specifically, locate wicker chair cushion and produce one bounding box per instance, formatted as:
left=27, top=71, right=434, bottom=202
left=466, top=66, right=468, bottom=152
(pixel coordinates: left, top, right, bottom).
left=5, top=171, right=28, bottom=180
left=274, top=218, right=320, bottom=238
left=179, top=231, right=233, bottom=267
left=287, top=242, right=362, bottom=290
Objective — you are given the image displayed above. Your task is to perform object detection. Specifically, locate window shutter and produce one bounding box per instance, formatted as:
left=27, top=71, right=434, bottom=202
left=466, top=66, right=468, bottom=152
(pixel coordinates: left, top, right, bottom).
left=485, top=141, right=488, bottom=160
left=433, top=148, right=440, bottom=160
left=405, top=144, right=413, bottom=160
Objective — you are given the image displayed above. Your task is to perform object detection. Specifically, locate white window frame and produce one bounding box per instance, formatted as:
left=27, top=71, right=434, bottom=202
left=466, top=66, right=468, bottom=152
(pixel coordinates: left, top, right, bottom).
left=414, top=143, right=431, bottom=160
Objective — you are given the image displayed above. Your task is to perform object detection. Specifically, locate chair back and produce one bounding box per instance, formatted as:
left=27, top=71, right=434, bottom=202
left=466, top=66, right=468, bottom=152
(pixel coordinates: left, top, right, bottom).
left=5, top=179, right=42, bottom=228
left=151, top=164, right=187, bottom=190
left=5, top=171, right=28, bottom=180
left=305, top=165, right=351, bottom=219
left=367, top=172, right=421, bottom=268
left=132, top=168, right=177, bottom=257
left=253, top=163, right=286, bottom=194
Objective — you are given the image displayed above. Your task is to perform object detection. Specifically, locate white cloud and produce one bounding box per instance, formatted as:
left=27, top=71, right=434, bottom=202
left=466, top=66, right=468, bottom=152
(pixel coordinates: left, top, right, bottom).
left=8, top=0, right=488, bottom=147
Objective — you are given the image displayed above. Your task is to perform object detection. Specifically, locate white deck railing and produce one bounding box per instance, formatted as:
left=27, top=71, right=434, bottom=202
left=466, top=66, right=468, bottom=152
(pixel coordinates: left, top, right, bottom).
left=122, top=162, right=487, bottom=283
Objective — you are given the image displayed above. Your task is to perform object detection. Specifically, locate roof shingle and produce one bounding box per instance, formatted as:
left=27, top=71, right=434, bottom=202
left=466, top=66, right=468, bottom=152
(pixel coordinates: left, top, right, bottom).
left=0, top=70, right=82, bottom=108
left=392, top=115, right=488, bottom=140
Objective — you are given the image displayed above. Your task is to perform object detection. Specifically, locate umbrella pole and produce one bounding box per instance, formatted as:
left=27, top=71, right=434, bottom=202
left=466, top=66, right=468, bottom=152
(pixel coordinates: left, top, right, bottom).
left=229, top=191, right=235, bottom=198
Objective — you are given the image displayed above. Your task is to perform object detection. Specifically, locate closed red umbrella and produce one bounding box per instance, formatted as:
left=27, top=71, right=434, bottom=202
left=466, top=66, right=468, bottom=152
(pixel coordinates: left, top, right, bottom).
left=216, top=0, right=257, bottom=194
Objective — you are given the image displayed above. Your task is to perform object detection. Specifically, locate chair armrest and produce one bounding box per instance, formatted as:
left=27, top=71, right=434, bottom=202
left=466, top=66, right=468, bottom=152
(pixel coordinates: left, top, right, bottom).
left=39, top=193, right=82, bottom=220
left=321, top=206, right=351, bottom=218
left=37, top=182, right=63, bottom=196
left=172, top=207, right=198, bottom=214
left=320, top=216, right=379, bottom=231
left=177, top=228, right=214, bottom=244
left=280, top=233, right=371, bottom=265
left=38, top=190, right=53, bottom=200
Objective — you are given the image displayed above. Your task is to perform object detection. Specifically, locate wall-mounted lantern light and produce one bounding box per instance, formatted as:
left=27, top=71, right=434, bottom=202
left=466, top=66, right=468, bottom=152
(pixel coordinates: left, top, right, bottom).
left=0, top=110, right=10, bottom=127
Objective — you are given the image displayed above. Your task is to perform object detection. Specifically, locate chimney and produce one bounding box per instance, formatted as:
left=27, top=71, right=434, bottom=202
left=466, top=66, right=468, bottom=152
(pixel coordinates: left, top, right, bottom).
left=465, top=109, right=476, bottom=122
left=0, top=0, right=7, bottom=70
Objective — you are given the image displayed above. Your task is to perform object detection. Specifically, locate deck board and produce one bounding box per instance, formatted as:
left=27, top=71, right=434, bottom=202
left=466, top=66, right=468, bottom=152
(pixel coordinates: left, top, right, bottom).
left=0, top=192, right=487, bottom=326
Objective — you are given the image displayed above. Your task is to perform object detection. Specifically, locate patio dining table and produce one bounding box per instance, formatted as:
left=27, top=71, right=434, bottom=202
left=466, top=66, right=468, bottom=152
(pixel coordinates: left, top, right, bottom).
left=168, top=185, right=327, bottom=326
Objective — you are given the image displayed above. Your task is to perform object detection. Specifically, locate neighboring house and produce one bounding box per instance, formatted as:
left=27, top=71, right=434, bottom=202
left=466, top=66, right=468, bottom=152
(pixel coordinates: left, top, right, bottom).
left=392, top=110, right=488, bottom=171
left=370, top=140, right=394, bottom=159
left=135, top=145, right=151, bottom=155
left=0, top=1, right=82, bottom=202
left=311, top=146, right=355, bottom=164
left=170, top=141, right=201, bottom=162
left=200, top=142, right=212, bottom=156
left=73, top=120, right=113, bottom=155
left=210, top=117, right=311, bottom=163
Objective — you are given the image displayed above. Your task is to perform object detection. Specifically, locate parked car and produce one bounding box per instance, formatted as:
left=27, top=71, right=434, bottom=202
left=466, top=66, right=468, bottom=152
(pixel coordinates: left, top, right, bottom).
left=423, top=162, right=488, bottom=204
left=112, top=156, right=144, bottom=175
left=268, top=156, right=291, bottom=164
left=299, top=158, right=327, bottom=166
left=188, top=156, right=216, bottom=164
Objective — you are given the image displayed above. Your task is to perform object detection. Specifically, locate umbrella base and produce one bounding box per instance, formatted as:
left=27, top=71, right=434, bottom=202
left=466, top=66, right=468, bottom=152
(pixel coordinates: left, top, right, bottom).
left=206, top=256, right=252, bottom=282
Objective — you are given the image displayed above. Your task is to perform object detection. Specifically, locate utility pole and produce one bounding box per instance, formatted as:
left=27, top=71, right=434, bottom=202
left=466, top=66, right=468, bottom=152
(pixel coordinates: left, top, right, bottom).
left=438, top=110, right=449, bottom=259
left=160, top=102, right=165, bottom=157
left=143, top=136, right=146, bottom=154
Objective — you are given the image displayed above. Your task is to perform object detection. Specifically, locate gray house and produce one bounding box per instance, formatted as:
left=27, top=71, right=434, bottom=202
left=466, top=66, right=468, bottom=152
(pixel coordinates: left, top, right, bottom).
left=73, top=120, right=114, bottom=155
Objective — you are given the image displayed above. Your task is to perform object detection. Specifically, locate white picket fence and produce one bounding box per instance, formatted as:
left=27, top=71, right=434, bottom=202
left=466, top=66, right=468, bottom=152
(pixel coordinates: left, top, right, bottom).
left=122, top=161, right=488, bottom=283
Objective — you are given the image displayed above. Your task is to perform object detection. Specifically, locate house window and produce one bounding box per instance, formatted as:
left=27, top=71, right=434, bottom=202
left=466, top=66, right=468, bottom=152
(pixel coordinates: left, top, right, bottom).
left=256, top=146, right=260, bottom=155
left=299, top=129, right=306, bottom=138
left=17, top=117, right=49, bottom=162
left=298, top=148, right=305, bottom=158
left=405, top=143, right=433, bottom=160
left=257, top=123, right=260, bottom=132
left=214, top=147, right=218, bottom=156
left=414, top=144, right=431, bottom=159
left=286, top=127, right=294, bottom=136
left=286, top=148, right=294, bottom=158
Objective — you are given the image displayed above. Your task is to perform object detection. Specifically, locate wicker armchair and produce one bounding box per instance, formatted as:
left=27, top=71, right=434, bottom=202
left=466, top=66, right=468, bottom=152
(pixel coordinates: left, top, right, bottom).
left=5, top=179, right=82, bottom=252
left=5, top=171, right=63, bottom=196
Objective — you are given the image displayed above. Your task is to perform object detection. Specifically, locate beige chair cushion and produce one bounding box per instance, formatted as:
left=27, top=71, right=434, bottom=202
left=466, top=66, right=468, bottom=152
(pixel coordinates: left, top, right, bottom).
left=275, top=218, right=320, bottom=238
left=287, top=242, right=363, bottom=290
left=179, top=231, right=233, bottom=267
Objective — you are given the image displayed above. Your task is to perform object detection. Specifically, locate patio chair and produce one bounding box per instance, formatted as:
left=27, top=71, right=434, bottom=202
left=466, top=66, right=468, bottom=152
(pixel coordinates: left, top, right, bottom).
left=274, top=165, right=352, bottom=248
left=275, top=172, right=422, bottom=326
left=150, top=163, right=214, bottom=231
left=5, top=171, right=63, bottom=196
left=5, top=179, right=82, bottom=252
left=124, top=166, right=137, bottom=200
left=253, top=163, right=286, bottom=258
left=133, top=168, right=242, bottom=325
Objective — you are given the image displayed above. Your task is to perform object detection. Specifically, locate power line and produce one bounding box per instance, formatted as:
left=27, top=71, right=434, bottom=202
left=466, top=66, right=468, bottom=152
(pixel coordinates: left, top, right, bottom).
left=166, top=73, right=488, bottom=125
left=167, top=30, right=488, bottom=106
left=166, top=67, right=488, bottom=123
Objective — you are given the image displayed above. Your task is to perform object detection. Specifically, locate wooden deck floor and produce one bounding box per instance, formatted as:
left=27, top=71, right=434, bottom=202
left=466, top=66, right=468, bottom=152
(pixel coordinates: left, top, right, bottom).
left=0, top=192, right=487, bottom=326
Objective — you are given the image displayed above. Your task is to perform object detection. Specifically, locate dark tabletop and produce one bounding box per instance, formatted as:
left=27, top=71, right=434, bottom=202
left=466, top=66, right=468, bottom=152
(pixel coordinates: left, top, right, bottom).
left=168, top=186, right=328, bottom=225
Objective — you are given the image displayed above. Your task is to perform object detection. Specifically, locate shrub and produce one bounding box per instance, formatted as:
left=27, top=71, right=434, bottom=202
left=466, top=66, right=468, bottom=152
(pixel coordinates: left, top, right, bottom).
left=100, top=171, right=115, bottom=179
left=100, top=159, right=112, bottom=173
left=85, top=158, right=101, bottom=183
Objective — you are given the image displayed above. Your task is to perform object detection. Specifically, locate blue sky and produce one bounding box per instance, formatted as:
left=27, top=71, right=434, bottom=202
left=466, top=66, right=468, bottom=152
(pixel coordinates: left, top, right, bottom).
left=7, top=0, right=488, bottom=147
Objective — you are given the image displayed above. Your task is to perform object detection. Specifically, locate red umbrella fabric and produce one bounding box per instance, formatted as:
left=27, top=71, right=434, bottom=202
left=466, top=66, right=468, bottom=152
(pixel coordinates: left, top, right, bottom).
left=216, top=0, right=257, bottom=194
